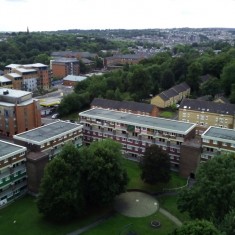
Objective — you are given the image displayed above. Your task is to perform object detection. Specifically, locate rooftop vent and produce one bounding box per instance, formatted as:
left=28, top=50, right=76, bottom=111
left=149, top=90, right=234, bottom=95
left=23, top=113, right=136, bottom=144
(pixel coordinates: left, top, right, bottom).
left=3, top=90, right=9, bottom=95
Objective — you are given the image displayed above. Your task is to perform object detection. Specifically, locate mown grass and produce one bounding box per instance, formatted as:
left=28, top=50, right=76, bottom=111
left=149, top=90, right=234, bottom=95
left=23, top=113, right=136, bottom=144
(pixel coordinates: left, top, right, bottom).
left=0, top=158, right=186, bottom=235
left=122, top=158, right=187, bottom=192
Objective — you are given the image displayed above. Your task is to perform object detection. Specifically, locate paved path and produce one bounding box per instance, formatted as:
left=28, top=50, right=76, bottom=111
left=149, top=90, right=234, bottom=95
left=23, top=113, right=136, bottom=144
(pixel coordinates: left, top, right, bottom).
left=66, top=213, right=114, bottom=235
left=159, top=208, right=182, bottom=226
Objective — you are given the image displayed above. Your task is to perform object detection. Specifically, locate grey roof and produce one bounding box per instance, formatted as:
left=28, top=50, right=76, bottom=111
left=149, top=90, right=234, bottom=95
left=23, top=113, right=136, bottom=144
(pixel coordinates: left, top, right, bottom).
left=80, top=108, right=196, bottom=134
left=180, top=98, right=235, bottom=115
left=52, top=58, right=79, bottom=63
left=0, top=140, right=26, bottom=158
left=202, top=126, right=235, bottom=144
left=0, top=88, right=31, bottom=98
left=157, top=82, right=190, bottom=101
left=63, top=75, right=87, bottom=82
left=14, top=120, right=83, bottom=145
left=91, top=98, right=155, bottom=113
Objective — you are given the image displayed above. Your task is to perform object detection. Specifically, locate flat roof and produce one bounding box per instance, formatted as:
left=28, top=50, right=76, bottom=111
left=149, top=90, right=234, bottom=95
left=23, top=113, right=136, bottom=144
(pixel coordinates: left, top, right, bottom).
left=0, top=140, right=26, bottom=159
left=63, top=75, right=87, bottom=82
left=79, top=108, right=196, bottom=134
left=5, top=64, right=21, bottom=69
left=14, top=120, right=83, bottom=144
left=0, top=76, right=11, bottom=82
left=7, top=73, right=22, bottom=78
left=202, top=126, right=235, bottom=144
left=15, top=68, right=37, bottom=73
left=24, top=63, right=47, bottom=68
left=0, top=88, right=31, bottom=98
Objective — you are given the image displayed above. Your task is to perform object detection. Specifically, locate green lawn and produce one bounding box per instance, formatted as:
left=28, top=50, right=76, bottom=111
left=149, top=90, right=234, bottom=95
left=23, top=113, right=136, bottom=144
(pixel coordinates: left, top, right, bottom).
left=0, top=159, right=186, bottom=235
left=158, top=195, right=190, bottom=222
left=0, top=196, right=110, bottom=235
left=83, top=211, right=178, bottom=235
left=122, top=158, right=187, bottom=192
left=159, top=111, right=175, bottom=118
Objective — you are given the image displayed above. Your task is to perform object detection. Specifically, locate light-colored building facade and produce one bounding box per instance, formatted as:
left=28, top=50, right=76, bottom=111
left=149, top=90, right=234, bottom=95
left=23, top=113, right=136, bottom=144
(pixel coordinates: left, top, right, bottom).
left=79, top=108, right=196, bottom=170
left=0, top=88, right=41, bottom=137
left=0, top=76, right=13, bottom=89
left=13, top=120, right=83, bottom=193
left=151, top=82, right=190, bottom=108
left=4, top=63, right=50, bottom=91
left=178, top=99, right=235, bottom=134
left=0, top=140, right=27, bottom=207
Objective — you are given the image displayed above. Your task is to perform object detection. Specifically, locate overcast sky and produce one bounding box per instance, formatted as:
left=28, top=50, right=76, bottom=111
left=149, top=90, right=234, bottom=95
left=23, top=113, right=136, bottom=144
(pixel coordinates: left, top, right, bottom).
left=1, top=0, right=235, bottom=32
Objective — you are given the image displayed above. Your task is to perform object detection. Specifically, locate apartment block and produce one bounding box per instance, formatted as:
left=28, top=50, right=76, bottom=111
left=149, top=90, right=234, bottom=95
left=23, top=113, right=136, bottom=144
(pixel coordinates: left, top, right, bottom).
left=51, top=58, right=80, bottom=79
left=201, top=126, right=235, bottom=162
left=179, top=99, right=235, bottom=134
left=13, top=120, right=83, bottom=193
left=0, top=140, right=27, bottom=208
left=0, top=76, right=13, bottom=89
left=79, top=108, right=196, bottom=170
left=0, top=88, right=41, bottom=137
left=4, top=63, right=50, bottom=91
left=91, top=98, right=159, bottom=117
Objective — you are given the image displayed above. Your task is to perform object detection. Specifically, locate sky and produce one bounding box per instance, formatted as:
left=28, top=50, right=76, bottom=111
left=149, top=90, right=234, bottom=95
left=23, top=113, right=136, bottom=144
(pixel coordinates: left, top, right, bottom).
left=1, top=0, right=235, bottom=32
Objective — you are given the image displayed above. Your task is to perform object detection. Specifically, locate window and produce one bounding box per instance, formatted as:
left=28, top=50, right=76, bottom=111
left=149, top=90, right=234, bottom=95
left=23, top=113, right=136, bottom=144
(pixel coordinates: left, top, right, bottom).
left=203, top=138, right=209, bottom=143
left=222, top=142, right=227, bottom=147
left=213, top=140, right=218, bottom=144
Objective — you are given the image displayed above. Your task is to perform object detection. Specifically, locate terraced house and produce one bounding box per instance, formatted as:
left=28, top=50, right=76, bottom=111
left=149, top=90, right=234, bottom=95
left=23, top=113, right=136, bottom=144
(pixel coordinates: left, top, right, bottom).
left=13, top=120, right=83, bottom=193
left=151, top=82, right=190, bottom=108
left=79, top=108, right=196, bottom=170
left=0, top=140, right=27, bottom=207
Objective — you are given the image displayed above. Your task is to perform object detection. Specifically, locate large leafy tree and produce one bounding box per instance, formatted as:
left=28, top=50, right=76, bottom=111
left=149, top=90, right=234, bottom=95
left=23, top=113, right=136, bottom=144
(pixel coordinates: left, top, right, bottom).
left=81, top=139, right=128, bottom=205
left=221, top=62, right=235, bottom=96
left=219, top=209, right=235, bottom=235
left=37, top=144, right=85, bottom=222
left=177, top=154, right=235, bottom=223
left=171, top=220, right=221, bottom=235
left=140, top=145, right=171, bottom=185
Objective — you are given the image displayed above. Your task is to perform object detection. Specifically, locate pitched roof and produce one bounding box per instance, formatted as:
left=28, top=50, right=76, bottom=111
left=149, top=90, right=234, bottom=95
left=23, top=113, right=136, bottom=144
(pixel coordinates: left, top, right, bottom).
left=156, top=82, right=190, bottom=101
left=91, top=98, right=155, bottom=113
left=179, top=98, right=235, bottom=115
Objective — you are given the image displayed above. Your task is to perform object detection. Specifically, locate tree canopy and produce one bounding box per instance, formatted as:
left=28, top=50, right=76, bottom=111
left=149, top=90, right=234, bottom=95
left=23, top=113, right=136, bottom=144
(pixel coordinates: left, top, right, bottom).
left=177, top=154, right=235, bottom=223
left=171, top=220, right=221, bottom=235
left=139, top=144, right=171, bottom=185
left=37, top=140, right=128, bottom=222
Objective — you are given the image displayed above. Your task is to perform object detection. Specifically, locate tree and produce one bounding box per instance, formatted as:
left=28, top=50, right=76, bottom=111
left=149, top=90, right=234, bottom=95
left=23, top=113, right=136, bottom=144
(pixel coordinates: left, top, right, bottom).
left=177, top=154, right=235, bottom=223
left=221, top=62, right=235, bottom=96
left=81, top=139, right=129, bottom=205
left=140, top=145, right=171, bottom=185
left=200, top=77, right=222, bottom=97
left=186, top=61, right=202, bottom=93
left=219, top=209, right=235, bottom=235
left=171, top=220, right=221, bottom=235
left=229, top=84, right=235, bottom=104
left=161, top=69, right=175, bottom=90
left=37, top=144, right=85, bottom=222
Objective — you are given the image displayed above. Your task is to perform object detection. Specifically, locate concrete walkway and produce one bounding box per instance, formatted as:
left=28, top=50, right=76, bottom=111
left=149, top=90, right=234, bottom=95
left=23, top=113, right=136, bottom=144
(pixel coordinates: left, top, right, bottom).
left=159, top=208, right=182, bottom=226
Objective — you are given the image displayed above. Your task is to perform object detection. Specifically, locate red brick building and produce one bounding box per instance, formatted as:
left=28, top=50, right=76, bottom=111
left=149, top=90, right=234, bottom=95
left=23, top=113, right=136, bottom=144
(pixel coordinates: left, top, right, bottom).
left=0, top=88, right=41, bottom=136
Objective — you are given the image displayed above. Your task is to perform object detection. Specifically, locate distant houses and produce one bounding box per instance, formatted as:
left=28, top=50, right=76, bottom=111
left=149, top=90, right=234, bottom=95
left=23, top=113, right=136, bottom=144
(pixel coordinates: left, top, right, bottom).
left=151, top=82, right=190, bottom=108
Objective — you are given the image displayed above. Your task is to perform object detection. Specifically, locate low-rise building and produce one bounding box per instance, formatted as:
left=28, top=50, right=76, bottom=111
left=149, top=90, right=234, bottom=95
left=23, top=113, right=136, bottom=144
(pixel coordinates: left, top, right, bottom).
left=91, top=98, right=159, bottom=117
left=151, top=82, right=190, bottom=108
left=0, top=76, right=13, bottom=89
left=0, top=140, right=27, bottom=207
left=13, top=120, right=83, bottom=193
left=79, top=108, right=196, bottom=170
left=178, top=98, right=235, bottom=134
left=63, top=75, right=87, bottom=87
